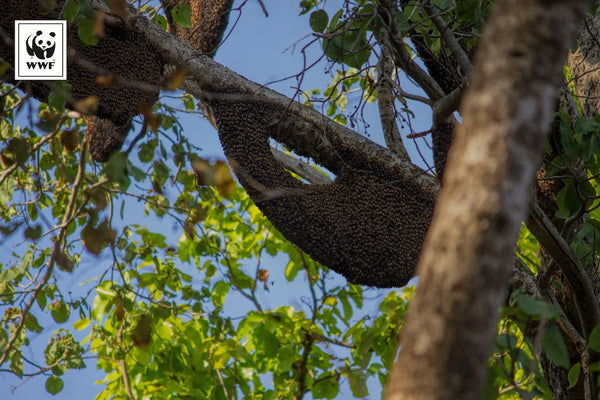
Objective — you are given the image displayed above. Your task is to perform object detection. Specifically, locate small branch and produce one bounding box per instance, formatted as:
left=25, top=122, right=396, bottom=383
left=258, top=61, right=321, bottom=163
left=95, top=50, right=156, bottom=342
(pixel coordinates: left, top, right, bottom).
left=116, top=321, right=135, bottom=400
left=432, top=84, right=464, bottom=124
left=406, top=129, right=432, bottom=139
left=271, top=147, right=331, bottom=185
left=294, top=331, right=314, bottom=400
left=423, top=1, right=473, bottom=77
left=527, top=202, right=600, bottom=338
left=376, top=47, right=410, bottom=159
left=215, top=369, right=231, bottom=400
left=125, top=117, right=149, bottom=155
left=257, top=0, right=268, bottom=17
left=310, top=332, right=355, bottom=349
left=377, top=0, right=445, bottom=101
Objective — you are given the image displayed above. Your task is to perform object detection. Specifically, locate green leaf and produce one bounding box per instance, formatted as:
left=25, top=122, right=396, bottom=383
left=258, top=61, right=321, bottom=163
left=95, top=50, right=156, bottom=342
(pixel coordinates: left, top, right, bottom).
left=556, top=180, right=579, bottom=218
left=212, top=281, right=230, bottom=307
left=517, top=294, right=556, bottom=319
left=154, top=14, right=168, bottom=30
left=24, top=225, right=42, bottom=240
left=64, top=0, right=79, bottom=22
left=51, top=301, right=70, bottom=324
left=171, top=4, right=192, bottom=28
left=568, top=362, right=581, bottom=389
left=77, top=16, right=98, bottom=46
left=45, top=376, right=64, bottom=395
left=103, top=152, right=130, bottom=188
left=310, top=10, right=328, bottom=33
left=542, top=323, right=569, bottom=369
left=73, top=318, right=91, bottom=331
left=312, top=375, right=339, bottom=399
left=48, top=82, right=72, bottom=113
left=156, top=320, right=174, bottom=340
left=588, top=325, right=600, bottom=351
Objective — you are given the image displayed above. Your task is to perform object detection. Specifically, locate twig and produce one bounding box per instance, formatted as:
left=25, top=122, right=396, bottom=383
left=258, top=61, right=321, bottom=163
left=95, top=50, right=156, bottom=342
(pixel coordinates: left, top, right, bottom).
left=257, top=0, right=268, bottom=17
left=294, top=331, right=314, bottom=400
left=116, top=320, right=135, bottom=400
left=215, top=369, right=231, bottom=400
left=377, top=0, right=445, bottom=100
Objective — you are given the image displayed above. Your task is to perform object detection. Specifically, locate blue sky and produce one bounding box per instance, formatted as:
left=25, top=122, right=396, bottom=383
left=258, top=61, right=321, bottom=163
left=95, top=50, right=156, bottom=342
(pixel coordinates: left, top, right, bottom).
left=1, top=1, right=432, bottom=398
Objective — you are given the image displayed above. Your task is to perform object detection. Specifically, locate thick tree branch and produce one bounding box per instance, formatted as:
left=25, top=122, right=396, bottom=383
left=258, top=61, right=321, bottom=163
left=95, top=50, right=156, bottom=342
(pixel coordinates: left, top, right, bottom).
left=432, top=85, right=463, bottom=124
left=87, top=0, right=437, bottom=191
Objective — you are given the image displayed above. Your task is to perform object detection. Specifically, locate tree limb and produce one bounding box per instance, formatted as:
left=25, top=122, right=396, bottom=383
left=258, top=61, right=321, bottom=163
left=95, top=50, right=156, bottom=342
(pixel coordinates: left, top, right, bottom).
left=527, top=201, right=600, bottom=338
left=423, top=1, right=474, bottom=77
left=271, top=148, right=331, bottom=185
left=376, top=0, right=446, bottom=101
left=85, top=0, right=437, bottom=191
left=376, top=46, right=410, bottom=159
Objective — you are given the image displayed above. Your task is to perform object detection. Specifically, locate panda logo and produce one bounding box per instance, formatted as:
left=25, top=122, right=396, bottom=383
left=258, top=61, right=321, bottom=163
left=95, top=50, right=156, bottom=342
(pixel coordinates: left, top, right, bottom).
left=26, top=30, right=56, bottom=60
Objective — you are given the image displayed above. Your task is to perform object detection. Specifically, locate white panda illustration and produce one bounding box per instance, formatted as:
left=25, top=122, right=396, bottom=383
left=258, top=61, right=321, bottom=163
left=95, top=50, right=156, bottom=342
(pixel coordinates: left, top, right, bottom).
left=26, top=30, right=56, bottom=60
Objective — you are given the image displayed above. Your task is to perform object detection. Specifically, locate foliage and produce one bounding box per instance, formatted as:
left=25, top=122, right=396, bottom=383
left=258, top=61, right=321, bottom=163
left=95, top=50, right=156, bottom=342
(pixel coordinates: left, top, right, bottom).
left=3, top=0, right=600, bottom=399
left=0, top=75, right=409, bottom=398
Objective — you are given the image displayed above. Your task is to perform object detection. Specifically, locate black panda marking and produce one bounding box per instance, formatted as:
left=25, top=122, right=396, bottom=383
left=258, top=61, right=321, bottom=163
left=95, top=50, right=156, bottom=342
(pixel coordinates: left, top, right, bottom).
left=26, top=30, right=56, bottom=59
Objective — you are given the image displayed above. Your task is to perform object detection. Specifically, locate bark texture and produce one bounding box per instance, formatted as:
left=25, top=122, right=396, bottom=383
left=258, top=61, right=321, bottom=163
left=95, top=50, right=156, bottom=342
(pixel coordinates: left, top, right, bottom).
left=385, top=0, right=588, bottom=399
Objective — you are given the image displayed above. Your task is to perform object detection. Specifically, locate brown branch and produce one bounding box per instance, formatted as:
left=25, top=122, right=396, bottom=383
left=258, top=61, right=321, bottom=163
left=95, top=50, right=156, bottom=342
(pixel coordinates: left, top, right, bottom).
left=377, top=46, right=410, bottom=159
left=423, top=1, right=473, bottom=77
left=116, top=320, right=135, bottom=400
left=527, top=202, right=600, bottom=338
left=432, top=84, right=464, bottom=124
left=294, top=331, right=314, bottom=400
left=89, top=0, right=437, bottom=191
left=376, top=0, right=445, bottom=101
left=271, top=148, right=331, bottom=185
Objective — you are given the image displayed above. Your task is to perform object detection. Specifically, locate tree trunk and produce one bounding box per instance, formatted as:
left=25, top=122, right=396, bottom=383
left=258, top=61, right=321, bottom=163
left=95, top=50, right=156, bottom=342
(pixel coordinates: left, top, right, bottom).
left=384, top=1, right=588, bottom=399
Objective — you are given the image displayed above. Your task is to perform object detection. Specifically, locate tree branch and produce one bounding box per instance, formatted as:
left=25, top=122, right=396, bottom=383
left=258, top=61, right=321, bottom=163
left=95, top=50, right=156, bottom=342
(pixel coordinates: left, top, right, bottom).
left=271, top=148, right=331, bottom=185
left=376, top=0, right=446, bottom=101
left=527, top=201, right=600, bottom=338
left=423, top=1, right=474, bottom=77
left=376, top=46, right=410, bottom=159
left=87, top=0, right=437, bottom=191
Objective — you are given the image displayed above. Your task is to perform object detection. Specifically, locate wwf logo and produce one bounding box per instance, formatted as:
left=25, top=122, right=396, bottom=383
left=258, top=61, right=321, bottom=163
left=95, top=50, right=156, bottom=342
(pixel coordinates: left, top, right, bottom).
left=15, top=20, right=66, bottom=80
left=26, top=30, right=57, bottom=60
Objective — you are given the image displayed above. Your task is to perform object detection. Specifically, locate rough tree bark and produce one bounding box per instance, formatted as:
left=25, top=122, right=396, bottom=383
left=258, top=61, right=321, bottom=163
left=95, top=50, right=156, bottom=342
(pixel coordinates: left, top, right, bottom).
left=385, top=0, right=588, bottom=399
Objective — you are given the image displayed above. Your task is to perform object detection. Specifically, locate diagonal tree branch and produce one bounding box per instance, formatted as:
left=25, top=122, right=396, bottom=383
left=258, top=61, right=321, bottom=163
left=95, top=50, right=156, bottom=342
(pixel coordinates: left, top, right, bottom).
left=88, top=0, right=438, bottom=191
left=527, top=202, right=600, bottom=338
left=423, top=1, right=474, bottom=77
